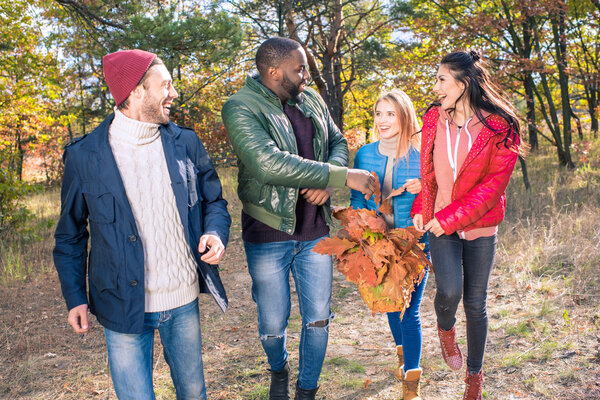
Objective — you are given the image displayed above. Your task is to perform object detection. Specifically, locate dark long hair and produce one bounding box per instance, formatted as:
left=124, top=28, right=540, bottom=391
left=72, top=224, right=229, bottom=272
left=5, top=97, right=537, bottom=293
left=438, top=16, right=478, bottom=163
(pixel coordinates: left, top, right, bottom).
left=435, top=51, right=521, bottom=148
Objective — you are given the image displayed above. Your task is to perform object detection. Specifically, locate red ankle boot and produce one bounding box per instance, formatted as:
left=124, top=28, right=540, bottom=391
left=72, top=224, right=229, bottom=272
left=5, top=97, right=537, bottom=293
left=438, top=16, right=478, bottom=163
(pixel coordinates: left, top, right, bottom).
left=463, top=370, right=483, bottom=400
left=437, top=324, right=463, bottom=370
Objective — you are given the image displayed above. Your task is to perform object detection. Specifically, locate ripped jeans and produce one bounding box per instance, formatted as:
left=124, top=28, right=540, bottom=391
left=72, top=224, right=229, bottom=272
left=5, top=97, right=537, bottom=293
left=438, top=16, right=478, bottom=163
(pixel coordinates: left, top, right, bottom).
left=244, top=237, right=332, bottom=390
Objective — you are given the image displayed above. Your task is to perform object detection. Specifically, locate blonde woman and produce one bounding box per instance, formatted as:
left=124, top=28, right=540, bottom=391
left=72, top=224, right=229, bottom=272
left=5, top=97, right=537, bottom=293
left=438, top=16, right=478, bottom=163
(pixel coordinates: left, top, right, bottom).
left=350, top=89, right=428, bottom=400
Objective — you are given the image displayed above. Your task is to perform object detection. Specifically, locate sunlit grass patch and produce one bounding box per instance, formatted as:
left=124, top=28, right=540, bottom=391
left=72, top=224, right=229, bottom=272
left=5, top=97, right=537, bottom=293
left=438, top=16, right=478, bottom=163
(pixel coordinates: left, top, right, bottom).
left=326, top=356, right=365, bottom=373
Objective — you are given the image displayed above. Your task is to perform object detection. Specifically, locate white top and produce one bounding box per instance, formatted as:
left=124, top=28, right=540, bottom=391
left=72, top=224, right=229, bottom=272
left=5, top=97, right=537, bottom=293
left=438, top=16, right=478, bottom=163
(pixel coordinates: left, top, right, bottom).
left=109, top=110, right=198, bottom=312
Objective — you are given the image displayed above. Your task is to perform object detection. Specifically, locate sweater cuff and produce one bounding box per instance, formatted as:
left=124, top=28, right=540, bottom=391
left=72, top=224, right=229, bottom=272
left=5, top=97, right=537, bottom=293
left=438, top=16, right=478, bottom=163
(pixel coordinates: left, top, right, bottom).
left=327, top=165, right=348, bottom=188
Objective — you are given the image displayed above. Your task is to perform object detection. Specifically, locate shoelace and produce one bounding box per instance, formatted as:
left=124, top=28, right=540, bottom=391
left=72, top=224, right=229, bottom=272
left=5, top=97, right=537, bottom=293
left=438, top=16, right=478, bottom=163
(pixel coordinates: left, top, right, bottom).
left=464, top=374, right=482, bottom=399
left=440, top=332, right=458, bottom=356
left=404, top=379, right=420, bottom=393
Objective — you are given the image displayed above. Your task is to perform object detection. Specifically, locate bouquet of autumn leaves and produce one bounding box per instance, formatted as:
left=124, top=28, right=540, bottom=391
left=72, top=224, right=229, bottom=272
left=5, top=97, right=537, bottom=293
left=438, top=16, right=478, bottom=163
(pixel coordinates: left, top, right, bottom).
left=313, top=173, right=431, bottom=318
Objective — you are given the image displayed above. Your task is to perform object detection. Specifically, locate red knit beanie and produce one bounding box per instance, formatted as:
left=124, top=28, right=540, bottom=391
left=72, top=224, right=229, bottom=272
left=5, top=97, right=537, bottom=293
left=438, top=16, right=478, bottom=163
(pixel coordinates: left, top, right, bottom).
left=103, top=49, right=157, bottom=106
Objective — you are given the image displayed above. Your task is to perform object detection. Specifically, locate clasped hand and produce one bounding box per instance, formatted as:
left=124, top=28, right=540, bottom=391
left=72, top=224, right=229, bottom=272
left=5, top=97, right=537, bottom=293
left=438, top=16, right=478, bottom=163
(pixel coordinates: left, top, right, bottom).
left=198, top=234, right=225, bottom=265
left=412, top=214, right=445, bottom=237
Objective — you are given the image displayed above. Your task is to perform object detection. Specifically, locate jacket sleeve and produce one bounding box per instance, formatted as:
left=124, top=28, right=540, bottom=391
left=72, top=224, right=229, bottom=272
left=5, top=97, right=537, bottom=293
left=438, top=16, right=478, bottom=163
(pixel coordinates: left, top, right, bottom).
left=349, top=147, right=368, bottom=209
left=410, top=193, right=422, bottom=217
left=191, top=135, right=231, bottom=248
left=222, top=99, right=348, bottom=189
left=435, top=137, right=518, bottom=234
left=53, top=147, right=90, bottom=311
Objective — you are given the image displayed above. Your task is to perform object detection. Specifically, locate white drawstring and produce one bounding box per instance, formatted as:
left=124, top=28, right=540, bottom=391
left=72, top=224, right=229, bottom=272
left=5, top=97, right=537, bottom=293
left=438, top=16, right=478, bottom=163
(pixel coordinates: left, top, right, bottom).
left=445, top=118, right=473, bottom=181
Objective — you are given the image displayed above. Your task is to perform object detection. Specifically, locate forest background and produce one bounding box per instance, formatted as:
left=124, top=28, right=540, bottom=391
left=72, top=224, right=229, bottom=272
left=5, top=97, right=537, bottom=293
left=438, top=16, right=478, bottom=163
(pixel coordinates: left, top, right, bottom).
left=0, top=0, right=599, bottom=399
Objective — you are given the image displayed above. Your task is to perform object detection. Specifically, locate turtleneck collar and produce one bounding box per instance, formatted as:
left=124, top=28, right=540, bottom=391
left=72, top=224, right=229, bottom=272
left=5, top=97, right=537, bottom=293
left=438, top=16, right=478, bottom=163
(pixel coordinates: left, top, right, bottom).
left=378, top=135, right=398, bottom=158
left=110, top=109, right=161, bottom=146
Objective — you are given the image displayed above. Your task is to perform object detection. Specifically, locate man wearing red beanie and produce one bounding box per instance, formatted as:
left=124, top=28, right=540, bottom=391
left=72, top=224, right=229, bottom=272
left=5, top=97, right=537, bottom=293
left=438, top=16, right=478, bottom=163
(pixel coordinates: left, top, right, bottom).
left=54, top=49, right=231, bottom=400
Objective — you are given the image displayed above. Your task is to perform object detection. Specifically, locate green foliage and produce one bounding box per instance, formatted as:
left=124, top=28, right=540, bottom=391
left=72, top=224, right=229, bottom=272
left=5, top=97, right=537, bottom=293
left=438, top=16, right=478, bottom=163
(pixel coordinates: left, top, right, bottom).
left=43, top=0, right=244, bottom=163
left=0, top=168, right=32, bottom=234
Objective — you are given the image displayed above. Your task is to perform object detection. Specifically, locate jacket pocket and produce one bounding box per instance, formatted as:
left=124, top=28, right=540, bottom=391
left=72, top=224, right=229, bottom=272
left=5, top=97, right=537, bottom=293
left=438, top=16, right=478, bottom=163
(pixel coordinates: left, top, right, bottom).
left=89, top=247, right=118, bottom=291
left=82, top=185, right=115, bottom=223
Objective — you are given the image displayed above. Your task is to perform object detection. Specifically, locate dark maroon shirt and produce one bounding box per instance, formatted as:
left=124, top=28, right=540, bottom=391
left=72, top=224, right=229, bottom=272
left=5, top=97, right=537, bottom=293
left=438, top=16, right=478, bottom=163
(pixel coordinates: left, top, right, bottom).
left=242, top=102, right=329, bottom=243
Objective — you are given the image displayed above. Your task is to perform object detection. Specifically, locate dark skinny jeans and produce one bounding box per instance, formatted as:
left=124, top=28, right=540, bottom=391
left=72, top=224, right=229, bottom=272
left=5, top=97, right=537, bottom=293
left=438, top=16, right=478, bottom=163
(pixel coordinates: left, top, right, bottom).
left=429, top=233, right=497, bottom=373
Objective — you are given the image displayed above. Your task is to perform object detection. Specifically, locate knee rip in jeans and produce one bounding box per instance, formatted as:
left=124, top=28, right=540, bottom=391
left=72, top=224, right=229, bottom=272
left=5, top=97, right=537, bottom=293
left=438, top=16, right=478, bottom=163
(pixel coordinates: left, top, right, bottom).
left=260, top=333, right=285, bottom=341
left=306, top=315, right=332, bottom=330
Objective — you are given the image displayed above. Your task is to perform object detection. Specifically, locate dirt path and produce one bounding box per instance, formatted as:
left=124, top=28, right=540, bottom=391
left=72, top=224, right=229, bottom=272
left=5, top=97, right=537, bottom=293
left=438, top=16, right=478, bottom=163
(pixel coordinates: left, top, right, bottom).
left=1, top=232, right=599, bottom=399
left=1, top=186, right=599, bottom=399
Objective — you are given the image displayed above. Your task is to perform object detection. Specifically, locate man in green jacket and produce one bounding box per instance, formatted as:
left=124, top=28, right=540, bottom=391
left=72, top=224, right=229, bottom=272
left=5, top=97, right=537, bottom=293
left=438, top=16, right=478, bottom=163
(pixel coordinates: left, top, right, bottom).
left=222, top=37, right=374, bottom=400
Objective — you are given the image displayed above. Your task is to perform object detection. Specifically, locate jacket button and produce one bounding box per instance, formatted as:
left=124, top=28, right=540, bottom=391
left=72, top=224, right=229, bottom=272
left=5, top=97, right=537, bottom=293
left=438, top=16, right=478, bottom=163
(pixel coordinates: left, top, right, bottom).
left=128, top=235, right=137, bottom=242
left=129, top=280, right=138, bottom=287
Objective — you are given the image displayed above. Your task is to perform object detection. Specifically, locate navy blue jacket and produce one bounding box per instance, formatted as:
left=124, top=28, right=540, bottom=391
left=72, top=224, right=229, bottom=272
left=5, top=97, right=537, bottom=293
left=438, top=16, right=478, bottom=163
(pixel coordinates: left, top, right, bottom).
left=350, top=142, right=428, bottom=250
left=53, top=114, right=231, bottom=334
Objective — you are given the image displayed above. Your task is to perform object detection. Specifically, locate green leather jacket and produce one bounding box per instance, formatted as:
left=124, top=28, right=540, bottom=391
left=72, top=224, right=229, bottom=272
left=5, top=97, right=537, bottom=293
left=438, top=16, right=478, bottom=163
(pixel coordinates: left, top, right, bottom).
left=222, top=75, right=349, bottom=235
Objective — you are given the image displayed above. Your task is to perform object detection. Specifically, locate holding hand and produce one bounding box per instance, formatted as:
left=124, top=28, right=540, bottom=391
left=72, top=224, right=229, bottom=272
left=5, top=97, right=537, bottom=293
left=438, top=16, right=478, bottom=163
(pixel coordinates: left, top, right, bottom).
left=300, top=188, right=331, bottom=205
left=413, top=214, right=424, bottom=231
left=404, top=178, right=421, bottom=194
left=198, top=234, right=225, bottom=265
left=68, top=304, right=91, bottom=334
left=424, top=217, right=445, bottom=237
left=346, top=169, right=376, bottom=198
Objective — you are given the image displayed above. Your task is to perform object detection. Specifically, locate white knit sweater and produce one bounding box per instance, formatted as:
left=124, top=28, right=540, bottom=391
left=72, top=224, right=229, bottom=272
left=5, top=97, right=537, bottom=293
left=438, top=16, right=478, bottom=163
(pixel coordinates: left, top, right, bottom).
left=109, top=110, right=198, bottom=312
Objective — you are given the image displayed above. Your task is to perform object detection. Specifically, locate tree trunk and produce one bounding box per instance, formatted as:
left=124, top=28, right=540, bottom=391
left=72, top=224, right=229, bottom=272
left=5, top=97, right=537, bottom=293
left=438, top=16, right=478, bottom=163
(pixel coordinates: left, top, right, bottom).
left=590, top=87, right=599, bottom=136
left=524, top=74, right=537, bottom=150
left=552, top=10, right=574, bottom=168
left=285, top=0, right=345, bottom=131
left=571, top=108, right=583, bottom=141
left=15, top=126, right=24, bottom=181
left=519, top=155, right=530, bottom=190
left=522, top=15, right=538, bottom=150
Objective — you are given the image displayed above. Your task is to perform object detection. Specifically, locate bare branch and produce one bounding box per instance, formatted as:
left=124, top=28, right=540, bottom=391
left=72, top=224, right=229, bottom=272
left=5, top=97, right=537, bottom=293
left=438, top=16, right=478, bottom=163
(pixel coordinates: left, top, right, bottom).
left=55, top=0, right=125, bottom=29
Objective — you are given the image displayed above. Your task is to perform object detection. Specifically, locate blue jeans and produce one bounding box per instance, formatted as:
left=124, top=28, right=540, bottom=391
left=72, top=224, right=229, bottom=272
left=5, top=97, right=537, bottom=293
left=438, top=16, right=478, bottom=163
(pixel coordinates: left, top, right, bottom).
left=429, top=233, right=497, bottom=373
left=104, top=299, right=206, bottom=400
left=244, top=237, right=333, bottom=390
left=387, top=269, right=428, bottom=371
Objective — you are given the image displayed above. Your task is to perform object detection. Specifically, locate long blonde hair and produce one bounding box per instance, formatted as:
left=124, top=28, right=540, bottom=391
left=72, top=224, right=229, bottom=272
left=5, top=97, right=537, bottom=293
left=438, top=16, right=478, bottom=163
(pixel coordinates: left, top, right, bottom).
left=373, top=89, right=421, bottom=161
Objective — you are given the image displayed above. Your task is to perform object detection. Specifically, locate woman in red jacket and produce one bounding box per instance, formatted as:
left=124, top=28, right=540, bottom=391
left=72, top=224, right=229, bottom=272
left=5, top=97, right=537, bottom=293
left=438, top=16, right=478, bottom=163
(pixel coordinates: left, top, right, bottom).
left=412, top=50, right=522, bottom=400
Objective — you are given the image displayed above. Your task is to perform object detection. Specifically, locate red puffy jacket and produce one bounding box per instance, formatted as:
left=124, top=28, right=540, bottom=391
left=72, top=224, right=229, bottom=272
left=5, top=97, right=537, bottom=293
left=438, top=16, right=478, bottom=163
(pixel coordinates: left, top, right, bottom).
left=411, top=106, right=519, bottom=235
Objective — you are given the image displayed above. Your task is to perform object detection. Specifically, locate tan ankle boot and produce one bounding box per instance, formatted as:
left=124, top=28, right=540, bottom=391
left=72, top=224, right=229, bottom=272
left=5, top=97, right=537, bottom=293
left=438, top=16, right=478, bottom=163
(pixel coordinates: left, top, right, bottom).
left=394, top=346, right=404, bottom=380
left=463, top=370, right=483, bottom=400
left=400, top=366, right=422, bottom=400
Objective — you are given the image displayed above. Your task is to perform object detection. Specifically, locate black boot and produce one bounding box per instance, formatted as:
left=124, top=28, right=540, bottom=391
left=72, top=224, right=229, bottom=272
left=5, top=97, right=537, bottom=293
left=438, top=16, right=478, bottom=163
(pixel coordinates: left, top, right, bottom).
left=269, top=362, right=290, bottom=400
left=294, top=382, right=319, bottom=400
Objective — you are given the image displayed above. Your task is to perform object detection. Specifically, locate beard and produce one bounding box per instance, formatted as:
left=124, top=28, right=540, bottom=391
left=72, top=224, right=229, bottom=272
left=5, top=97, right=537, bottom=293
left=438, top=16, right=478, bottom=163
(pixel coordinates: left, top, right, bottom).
left=141, top=94, right=170, bottom=125
left=281, top=72, right=304, bottom=102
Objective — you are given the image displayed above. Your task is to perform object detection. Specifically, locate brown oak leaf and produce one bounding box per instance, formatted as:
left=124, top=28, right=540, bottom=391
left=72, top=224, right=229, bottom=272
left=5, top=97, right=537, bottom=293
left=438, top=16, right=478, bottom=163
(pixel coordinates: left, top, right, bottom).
left=312, top=237, right=357, bottom=258
left=378, top=198, right=393, bottom=215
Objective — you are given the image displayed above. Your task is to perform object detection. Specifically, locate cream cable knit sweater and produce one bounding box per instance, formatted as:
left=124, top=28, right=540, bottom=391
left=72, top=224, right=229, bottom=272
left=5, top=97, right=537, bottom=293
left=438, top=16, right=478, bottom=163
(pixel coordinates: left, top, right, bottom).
left=109, top=110, right=198, bottom=313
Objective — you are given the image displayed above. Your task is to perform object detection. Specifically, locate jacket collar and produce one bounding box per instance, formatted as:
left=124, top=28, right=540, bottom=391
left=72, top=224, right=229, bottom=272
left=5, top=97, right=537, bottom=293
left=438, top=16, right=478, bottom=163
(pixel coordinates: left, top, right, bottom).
left=82, top=114, right=189, bottom=233
left=246, top=74, right=305, bottom=108
left=423, top=105, right=500, bottom=180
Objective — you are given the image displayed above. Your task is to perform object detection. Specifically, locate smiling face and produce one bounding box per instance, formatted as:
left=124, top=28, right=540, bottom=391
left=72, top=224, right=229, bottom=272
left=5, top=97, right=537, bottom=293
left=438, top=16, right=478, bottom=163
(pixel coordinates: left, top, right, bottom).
left=276, top=48, right=311, bottom=102
left=433, top=64, right=467, bottom=112
left=139, top=64, right=178, bottom=124
left=374, top=99, right=400, bottom=140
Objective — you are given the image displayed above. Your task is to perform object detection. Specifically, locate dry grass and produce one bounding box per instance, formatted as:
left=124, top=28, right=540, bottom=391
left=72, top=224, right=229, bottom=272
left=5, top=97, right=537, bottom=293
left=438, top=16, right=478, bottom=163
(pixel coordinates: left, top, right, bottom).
left=1, top=142, right=599, bottom=399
